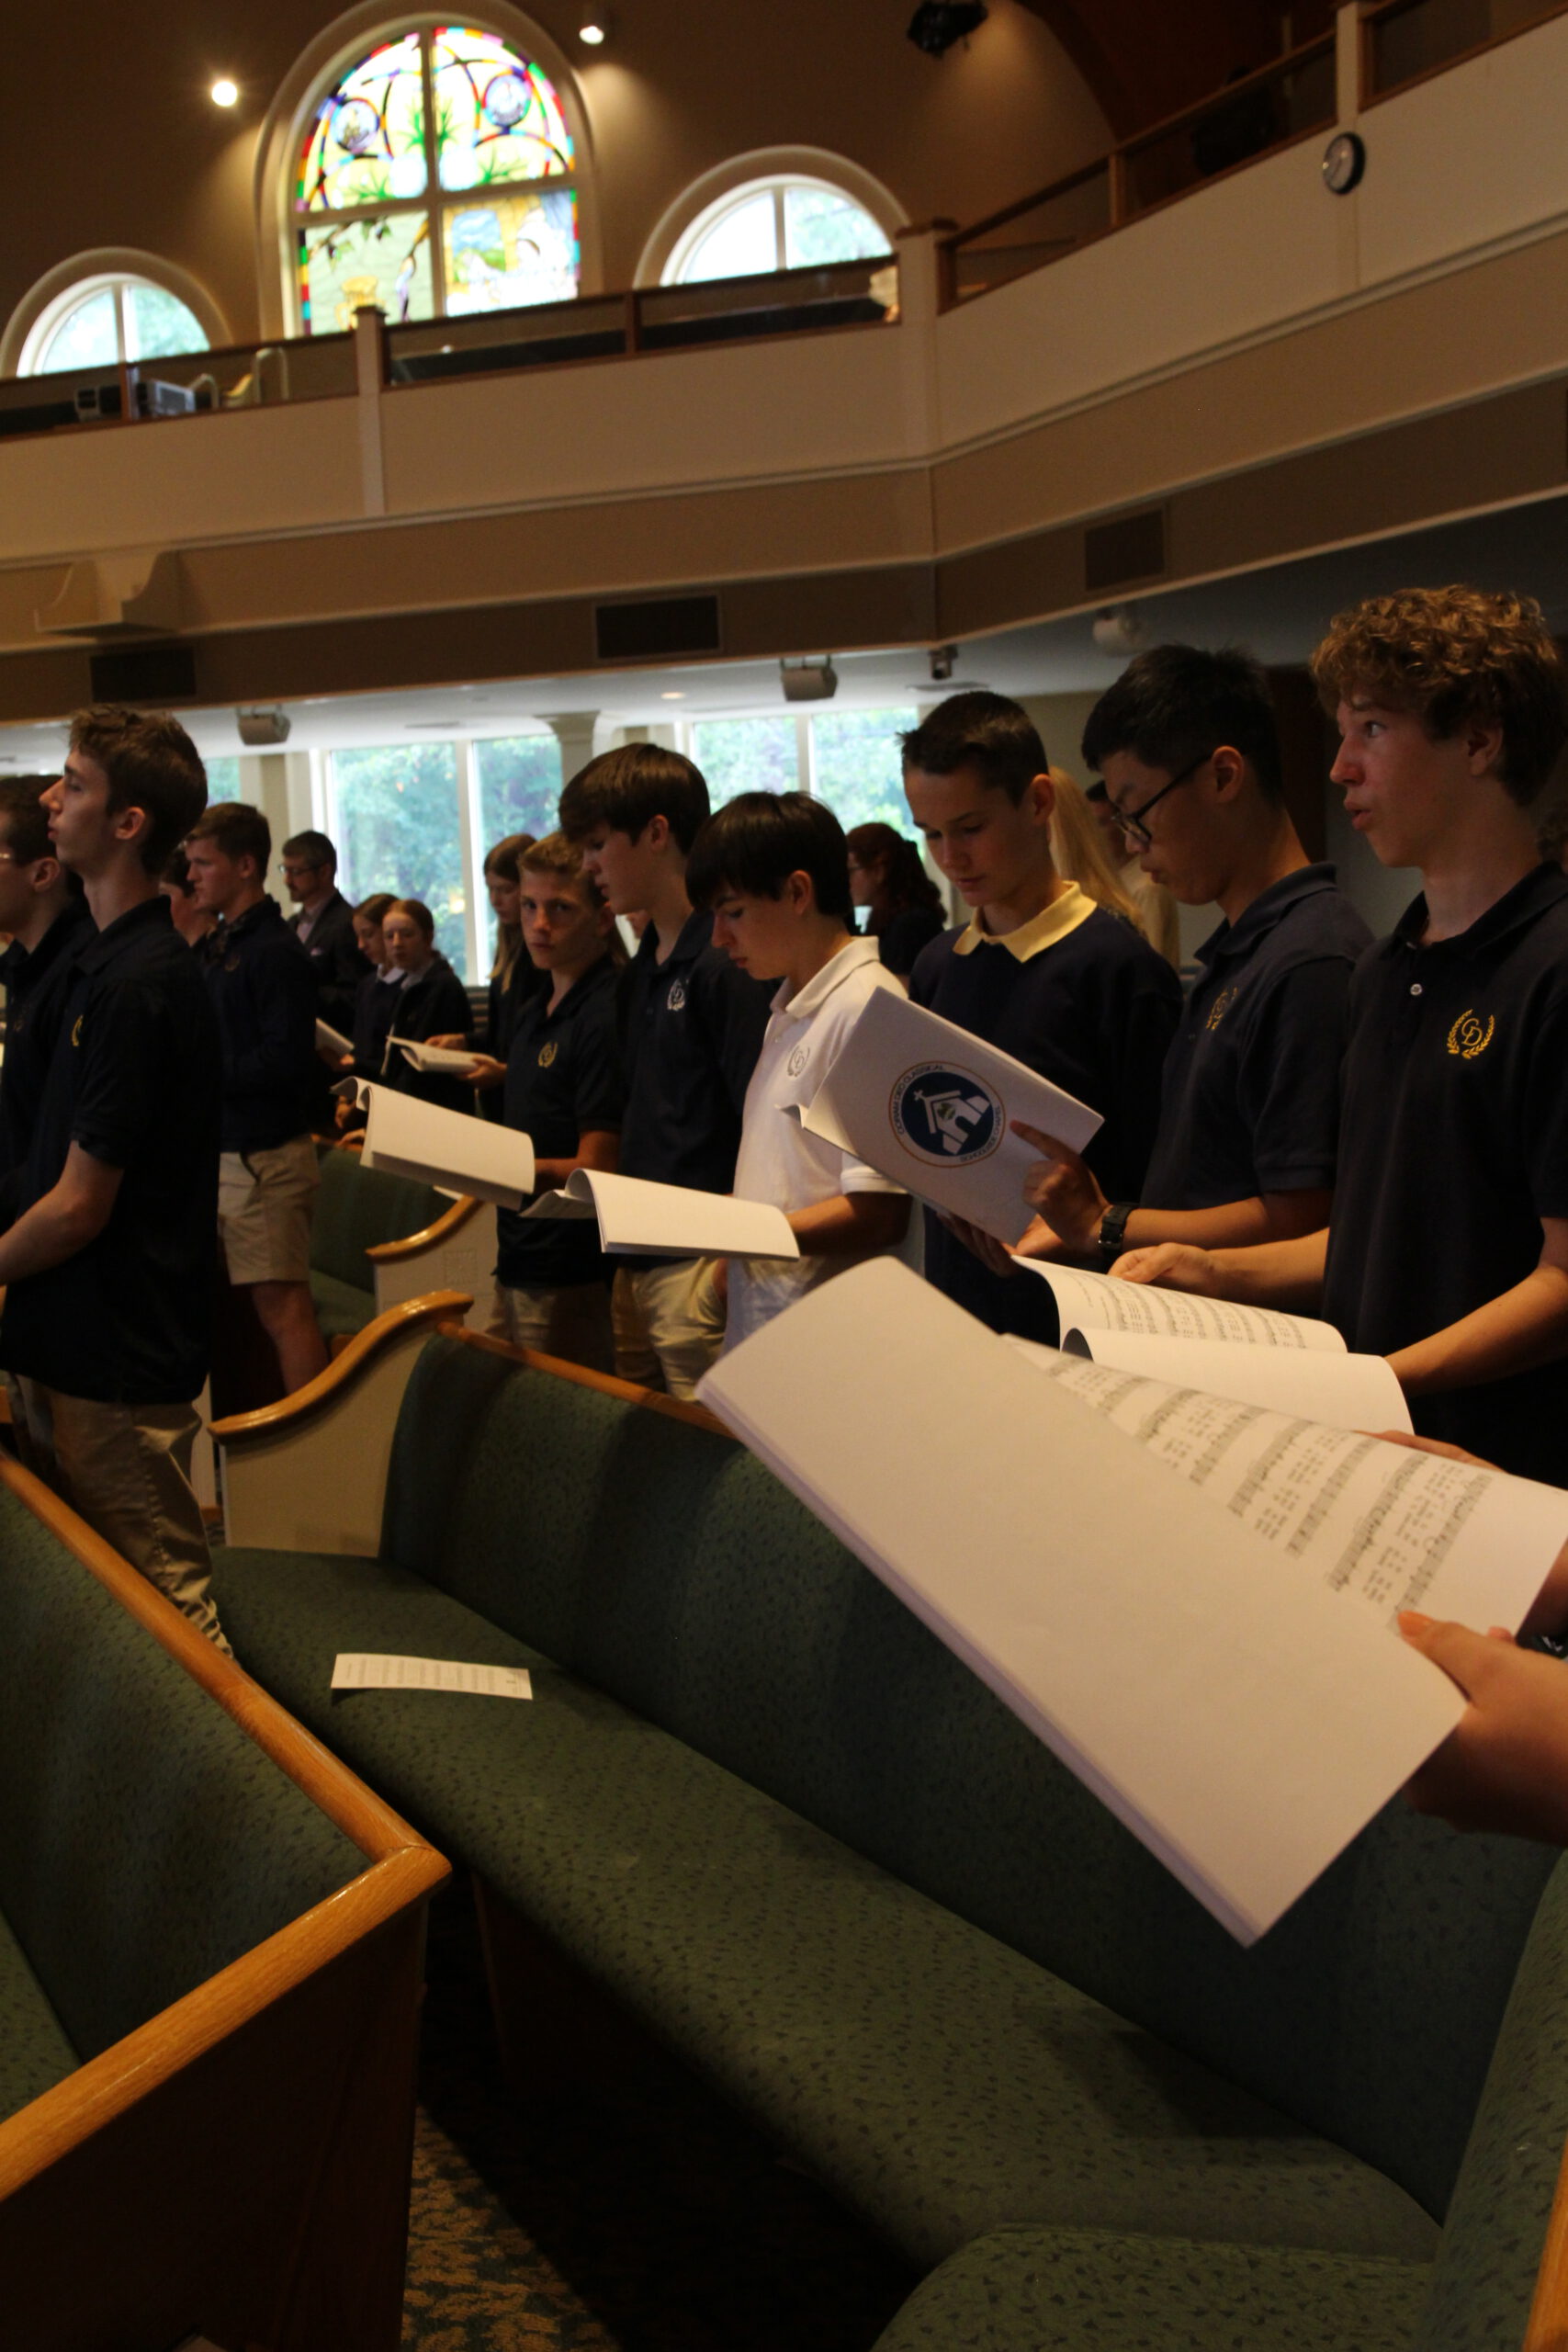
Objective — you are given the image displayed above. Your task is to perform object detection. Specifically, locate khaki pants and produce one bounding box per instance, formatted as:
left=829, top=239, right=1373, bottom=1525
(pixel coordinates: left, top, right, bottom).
left=7, top=1376, right=231, bottom=1654
left=485, top=1280, right=614, bottom=1374
left=611, top=1257, right=726, bottom=1400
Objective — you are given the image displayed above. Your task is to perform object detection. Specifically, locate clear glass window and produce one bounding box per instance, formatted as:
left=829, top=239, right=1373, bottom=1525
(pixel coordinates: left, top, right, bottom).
left=328, top=741, right=468, bottom=970
left=809, top=707, right=918, bottom=831
left=691, top=717, right=801, bottom=798
left=671, top=179, right=890, bottom=285
left=26, top=277, right=207, bottom=376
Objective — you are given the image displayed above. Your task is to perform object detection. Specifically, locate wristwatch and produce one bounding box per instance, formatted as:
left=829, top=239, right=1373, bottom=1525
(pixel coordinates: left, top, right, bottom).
left=1098, top=1202, right=1136, bottom=1264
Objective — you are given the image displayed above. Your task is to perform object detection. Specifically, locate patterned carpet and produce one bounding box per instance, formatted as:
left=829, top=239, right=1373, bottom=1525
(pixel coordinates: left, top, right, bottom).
left=401, top=1882, right=916, bottom=2350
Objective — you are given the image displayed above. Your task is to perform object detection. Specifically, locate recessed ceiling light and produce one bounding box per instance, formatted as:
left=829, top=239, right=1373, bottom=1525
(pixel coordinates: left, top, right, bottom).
left=580, top=15, right=608, bottom=44
left=661, top=691, right=685, bottom=701
left=210, top=77, right=239, bottom=107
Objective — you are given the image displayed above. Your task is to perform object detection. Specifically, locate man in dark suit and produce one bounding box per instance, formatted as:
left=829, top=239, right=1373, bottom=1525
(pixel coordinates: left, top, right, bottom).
left=282, top=829, right=367, bottom=1040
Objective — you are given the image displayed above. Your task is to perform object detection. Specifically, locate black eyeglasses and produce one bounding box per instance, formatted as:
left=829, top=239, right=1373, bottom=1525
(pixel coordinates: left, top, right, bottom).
left=1109, top=752, right=1210, bottom=851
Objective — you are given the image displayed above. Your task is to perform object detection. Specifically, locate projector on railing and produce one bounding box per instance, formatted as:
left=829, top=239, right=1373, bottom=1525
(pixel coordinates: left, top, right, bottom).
left=780, top=657, right=838, bottom=704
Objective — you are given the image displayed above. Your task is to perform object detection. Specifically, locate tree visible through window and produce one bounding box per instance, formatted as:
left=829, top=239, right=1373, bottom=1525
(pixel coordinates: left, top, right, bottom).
left=329, top=742, right=468, bottom=967
left=296, top=23, right=580, bottom=334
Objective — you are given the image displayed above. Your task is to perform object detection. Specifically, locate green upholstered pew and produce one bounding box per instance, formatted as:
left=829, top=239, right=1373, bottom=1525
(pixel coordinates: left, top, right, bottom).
left=0, top=1449, right=448, bottom=2352
left=310, top=1137, right=491, bottom=1342
left=209, top=1325, right=1568, bottom=2349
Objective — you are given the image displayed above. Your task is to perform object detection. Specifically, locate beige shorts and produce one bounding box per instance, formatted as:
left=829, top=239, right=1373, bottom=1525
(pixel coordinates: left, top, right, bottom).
left=611, top=1257, right=726, bottom=1401
left=219, top=1135, right=320, bottom=1286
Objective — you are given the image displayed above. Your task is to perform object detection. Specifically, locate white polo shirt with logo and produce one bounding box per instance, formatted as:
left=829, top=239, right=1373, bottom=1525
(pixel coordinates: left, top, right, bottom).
left=725, top=935, right=914, bottom=1351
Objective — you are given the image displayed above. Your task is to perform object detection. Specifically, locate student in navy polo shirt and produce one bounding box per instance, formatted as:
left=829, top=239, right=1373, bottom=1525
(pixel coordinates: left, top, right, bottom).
left=4, top=707, right=229, bottom=1648
left=481, top=832, right=624, bottom=1372
left=0, top=775, right=93, bottom=1208
left=186, top=801, right=330, bottom=1396
left=1003, top=647, right=1371, bottom=1267
left=902, top=692, right=1180, bottom=1339
left=1119, top=586, right=1568, bottom=1485
left=558, top=743, right=771, bottom=1398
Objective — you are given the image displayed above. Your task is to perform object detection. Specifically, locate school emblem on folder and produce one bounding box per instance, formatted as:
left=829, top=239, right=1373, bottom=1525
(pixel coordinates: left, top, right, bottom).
left=888, top=1061, right=1003, bottom=1164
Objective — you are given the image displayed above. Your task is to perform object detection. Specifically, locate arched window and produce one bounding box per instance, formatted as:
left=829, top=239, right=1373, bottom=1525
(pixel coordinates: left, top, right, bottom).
left=19, top=274, right=209, bottom=376
left=295, top=22, right=579, bottom=334
left=667, top=177, right=892, bottom=286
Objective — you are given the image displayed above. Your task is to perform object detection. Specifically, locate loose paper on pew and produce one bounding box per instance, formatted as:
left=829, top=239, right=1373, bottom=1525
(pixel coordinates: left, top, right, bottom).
left=315, top=1018, right=354, bottom=1058
left=356, top=1082, right=536, bottom=1206
left=524, top=1168, right=798, bottom=1260
left=332, top=1653, right=533, bottom=1699
left=1016, top=1266, right=1412, bottom=1430
left=698, top=1260, right=1568, bottom=1944
left=799, top=989, right=1101, bottom=1244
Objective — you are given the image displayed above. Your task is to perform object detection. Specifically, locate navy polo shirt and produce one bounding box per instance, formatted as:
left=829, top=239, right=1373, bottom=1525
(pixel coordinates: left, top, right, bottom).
left=0, top=896, right=94, bottom=1198
left=909, top=890, right=1180, bottom=1337
left=0, top=894, right=221, bottom=1404
left=201, top=895, right=317, bottom=1152
left=1322, top=863, right=1568, bottom=1484
left=1141, top=865, right=1371, bottom=1210
left=618, top=910, right=771, bottom=1207
left=496, top=956, right=624, bottom=1290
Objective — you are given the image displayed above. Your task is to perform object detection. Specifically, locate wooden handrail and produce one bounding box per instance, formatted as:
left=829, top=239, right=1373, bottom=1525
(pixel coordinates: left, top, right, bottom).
left=366, top=1193, right=482, bottom=1260
left=447, top=1320, right=733, bottom=1442
left=211, top=1289, right=471, bottom=1442
left=942, top=28, right=1334, bottom=269
left=1526, top=2119, right=1568, bottom=2346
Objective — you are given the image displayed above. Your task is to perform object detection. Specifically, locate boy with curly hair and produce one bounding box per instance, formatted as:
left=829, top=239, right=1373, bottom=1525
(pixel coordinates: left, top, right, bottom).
left=1113, top=585, right=1568, bottom=1484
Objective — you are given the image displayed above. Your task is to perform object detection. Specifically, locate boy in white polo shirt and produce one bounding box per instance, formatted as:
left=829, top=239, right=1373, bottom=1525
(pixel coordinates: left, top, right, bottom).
left=687, top=792, right=912, bottom=1349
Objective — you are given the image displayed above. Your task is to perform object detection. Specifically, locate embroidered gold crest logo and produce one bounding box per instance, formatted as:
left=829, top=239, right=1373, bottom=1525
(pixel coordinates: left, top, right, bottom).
left=1205, top=987, right=1237, bottom=1032
left=71, top=1014, right=84, bottom=1048
left=1447, top=1009, right=1495, bottom=1059
left=538, top=1041, right=558, bottom=1068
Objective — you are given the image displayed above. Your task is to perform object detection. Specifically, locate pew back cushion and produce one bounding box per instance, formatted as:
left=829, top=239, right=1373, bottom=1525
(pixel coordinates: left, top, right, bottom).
left=310, top=1149, right=447, bottom=1337
left=0, top=1483, right=367, bottom=2064
left=372, top=1337, right=1556, bottom=2222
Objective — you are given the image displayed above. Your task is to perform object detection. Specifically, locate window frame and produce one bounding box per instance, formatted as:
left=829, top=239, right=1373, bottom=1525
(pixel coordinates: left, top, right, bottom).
left=637, top=145, right=905, bottom=290
left=664, top=175, right=893, bottom=287
left=5, top=253, right=223, bottom=381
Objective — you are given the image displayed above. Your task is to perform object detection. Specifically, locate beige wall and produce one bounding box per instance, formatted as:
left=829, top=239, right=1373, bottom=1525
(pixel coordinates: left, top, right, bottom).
left=0, top=1, right=1107, bottom=351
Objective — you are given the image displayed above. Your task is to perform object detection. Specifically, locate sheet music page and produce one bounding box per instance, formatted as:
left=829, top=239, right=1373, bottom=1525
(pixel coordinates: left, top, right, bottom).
left=801, top=988, right=1102, bottom=1245
left=1027, top=1262, right=1344, bottom=1350
left=361, top=1084, right=535, bottom=1205
left=315, top=1019, right=354, bottom=1057
left=523, top=1170, right=799, bottom=1260
left=1020, top=1349, right=1568, bottom=1632
left=699, top=1258, right=1465, bottom=1944
left=332, top=1652, right=533, bottom=1699
left=1054, top=1329, right=1410, bottom=1430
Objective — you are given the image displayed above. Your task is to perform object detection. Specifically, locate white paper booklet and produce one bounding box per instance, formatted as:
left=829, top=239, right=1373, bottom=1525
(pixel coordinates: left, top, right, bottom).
left=799, top=988, right=1102, bottom=1245
left=332, top=1653, right=533, bottom=1700
left=524, top=1168, right=798, bottom=1260
left=355, top=1082, right=536, bottom=1206
left=392, top=1036, right=481, bottom=1074
left=698, top=1259, right=1568, bottom=1943
left=315, top=1018, right=354, bottom=1057
left=1017, top=1264, right=1410, bottom=1430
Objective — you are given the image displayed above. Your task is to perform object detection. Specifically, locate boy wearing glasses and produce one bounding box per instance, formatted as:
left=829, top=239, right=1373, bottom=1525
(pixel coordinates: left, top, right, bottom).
left=1009, top=645, right=1369, bottom=1266
left=902, top=692, right=1179, bottom=1336
left=1114, top=592, right=1568, bottom=1485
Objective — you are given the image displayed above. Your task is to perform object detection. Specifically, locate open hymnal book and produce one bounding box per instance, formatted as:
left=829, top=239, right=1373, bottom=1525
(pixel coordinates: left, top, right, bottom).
left=524, top=1169, right=798, bottom=1261
left=697, top=1258, right=1568, bottom=1943
left=798, top=988, right=1101, bottom=1245
left=315, top=1018, right=354, bottom=1058
left=1018, top=1263, right=1411, bottom=1430
left=352, top=1081, right=535, bottom=1206
left=391, top=1036, right=482, bottom=1075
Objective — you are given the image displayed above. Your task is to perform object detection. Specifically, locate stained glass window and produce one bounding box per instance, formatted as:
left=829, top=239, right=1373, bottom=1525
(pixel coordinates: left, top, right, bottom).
left=296, top=23, right=578, bottom=334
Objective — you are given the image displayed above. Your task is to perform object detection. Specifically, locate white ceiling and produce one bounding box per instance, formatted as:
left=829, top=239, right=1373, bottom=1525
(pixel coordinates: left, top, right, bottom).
left=3, top=492, right=1565, bottom=773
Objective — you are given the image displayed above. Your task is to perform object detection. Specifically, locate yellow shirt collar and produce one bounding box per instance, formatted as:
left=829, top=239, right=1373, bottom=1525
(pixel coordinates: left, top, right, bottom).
left=952, top=882, right=1097, bottom=962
